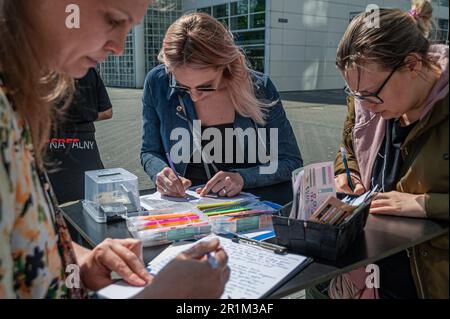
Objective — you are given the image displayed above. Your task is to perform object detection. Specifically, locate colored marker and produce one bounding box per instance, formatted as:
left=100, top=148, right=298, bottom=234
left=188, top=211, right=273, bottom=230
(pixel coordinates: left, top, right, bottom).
left=133, top=212, right=198, bottom=221
left=136, top=219, right=199, bottom=231
left=196, top=200, right=246, bottom=211
left=137, top=215, right=200, bottom=227
left=205, top=207, right=251, bottom=217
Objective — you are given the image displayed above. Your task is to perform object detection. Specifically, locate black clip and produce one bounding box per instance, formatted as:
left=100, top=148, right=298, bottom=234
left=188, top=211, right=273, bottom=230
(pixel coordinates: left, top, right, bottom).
left=232, top=235, right=287, bottom=255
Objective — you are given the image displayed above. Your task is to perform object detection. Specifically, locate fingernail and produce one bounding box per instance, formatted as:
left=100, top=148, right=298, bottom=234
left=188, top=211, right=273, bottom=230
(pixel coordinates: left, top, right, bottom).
left=142, top=272, right=152, bottom=282
left=130, top=274, right=146, bottom=286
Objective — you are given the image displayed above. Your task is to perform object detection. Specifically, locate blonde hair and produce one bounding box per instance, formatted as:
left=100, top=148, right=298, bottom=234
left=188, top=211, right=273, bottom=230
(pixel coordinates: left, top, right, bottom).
left=411, top=0, right=434, bottom=38
left=0, top=0, right=74, bottom=168
left=336, top=0, right=436, bottom=73
left=158, top=12, right=270, bottom=125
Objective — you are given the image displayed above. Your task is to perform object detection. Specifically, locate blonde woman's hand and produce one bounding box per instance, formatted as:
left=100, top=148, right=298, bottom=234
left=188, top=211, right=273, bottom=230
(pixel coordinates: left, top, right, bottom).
left=156, top=167, right=192, bottom=197
left=197, top=171, right=244, bottom=197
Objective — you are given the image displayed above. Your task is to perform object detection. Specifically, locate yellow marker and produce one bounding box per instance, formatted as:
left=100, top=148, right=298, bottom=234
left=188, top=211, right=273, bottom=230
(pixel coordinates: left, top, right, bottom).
left=196, top=200, right=244, bottom=211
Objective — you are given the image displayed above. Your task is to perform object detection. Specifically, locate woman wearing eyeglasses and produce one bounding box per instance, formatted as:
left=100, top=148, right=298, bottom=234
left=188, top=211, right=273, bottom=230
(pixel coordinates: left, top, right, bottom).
left=330, top=0, right=448, bottom=299
left=1, top=0, right=229, bottom=299
left=141, top=12, right=302, bottom=198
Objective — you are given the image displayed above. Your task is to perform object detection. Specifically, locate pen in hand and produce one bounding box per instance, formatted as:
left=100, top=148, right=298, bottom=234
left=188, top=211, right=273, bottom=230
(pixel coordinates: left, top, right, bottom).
left=206, top=252, right=218, bottom=269
left=165, top=152, right=187, bottom=197
left=340, top=147, right=355, bottom=192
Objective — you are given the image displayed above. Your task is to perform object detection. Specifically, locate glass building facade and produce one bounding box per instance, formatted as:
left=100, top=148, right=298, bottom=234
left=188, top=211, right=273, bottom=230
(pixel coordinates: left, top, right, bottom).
left=195, top=0, right=266, bottom=72
left=99, top=0, right=183, bottom=88
left=99, top=0, right=265, bottom=88
left=99, top=0, right=449, bottom=91
left=143, top=0, right=183, bottom=72
left=98, top=30, right=136, bottom=88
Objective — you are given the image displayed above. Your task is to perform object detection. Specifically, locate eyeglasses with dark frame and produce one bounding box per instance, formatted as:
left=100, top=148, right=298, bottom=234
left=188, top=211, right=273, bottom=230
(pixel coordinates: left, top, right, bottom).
left=344, top=62, right=403, bottom=105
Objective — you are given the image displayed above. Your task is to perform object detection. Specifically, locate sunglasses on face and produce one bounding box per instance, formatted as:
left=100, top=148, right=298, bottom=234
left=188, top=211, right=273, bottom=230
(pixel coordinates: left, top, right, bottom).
left=169, top=85, right=218, bottom=94
left=344, top=62, right=403, bottom=105
left=169, top=74, right=220, bottom=95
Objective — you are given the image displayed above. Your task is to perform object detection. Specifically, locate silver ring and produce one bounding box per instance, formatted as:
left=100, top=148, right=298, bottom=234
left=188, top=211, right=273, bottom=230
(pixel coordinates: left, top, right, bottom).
left=221, top=188, right=227, bottom=195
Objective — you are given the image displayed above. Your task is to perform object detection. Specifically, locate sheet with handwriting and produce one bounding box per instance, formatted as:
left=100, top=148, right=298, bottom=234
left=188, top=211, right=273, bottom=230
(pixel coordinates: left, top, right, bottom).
left=147, top=235, right=309, bottom=299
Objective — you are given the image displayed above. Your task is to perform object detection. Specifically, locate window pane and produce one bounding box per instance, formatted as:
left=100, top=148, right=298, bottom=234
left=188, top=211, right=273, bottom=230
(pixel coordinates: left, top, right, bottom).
left=250, top=13, right=265, bottom=28
left=231, top=0, right=249, bottom=15
left=197, top=7, right=212, bottom=15
left=233, top=30, right=265, bottom=45
left=244, top=46, right=265, bottom=72
left=230, top=15, right=248, bottom=30
left=217, top=17, right=229, bottom=28
left=250, top=0, right=265, bottom=13
left=438, top=18, right=449, bottom=29
left=213, top=4, right=229, bottom=18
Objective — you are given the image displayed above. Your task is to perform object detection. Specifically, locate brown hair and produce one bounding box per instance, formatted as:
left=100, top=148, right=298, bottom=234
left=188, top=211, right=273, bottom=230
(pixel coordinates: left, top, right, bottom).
left=158, top=12, right=271, bottom=125
left=336, top=0, right=435, bottom=73
left=0, top=0, right=74, bottom=168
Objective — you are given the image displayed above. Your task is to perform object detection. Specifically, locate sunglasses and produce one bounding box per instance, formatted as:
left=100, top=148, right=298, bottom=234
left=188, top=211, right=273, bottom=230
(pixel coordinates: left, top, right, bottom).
left=169, top=85, right=218, bottom=94
left=169, top=74, right=220, bottom=95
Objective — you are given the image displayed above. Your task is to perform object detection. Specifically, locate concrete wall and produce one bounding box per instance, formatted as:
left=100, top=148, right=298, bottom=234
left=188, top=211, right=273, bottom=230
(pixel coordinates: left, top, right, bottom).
left=267, top=0, right=449, bottom=92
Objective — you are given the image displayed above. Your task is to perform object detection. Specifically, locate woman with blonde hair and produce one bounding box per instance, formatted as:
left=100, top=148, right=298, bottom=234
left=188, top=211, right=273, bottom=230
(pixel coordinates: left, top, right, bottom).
left=141, top=12, right=302, bottom=198
left=1, top=0, right=229, bottom=299
left=330, top=0, right=448, bottom=298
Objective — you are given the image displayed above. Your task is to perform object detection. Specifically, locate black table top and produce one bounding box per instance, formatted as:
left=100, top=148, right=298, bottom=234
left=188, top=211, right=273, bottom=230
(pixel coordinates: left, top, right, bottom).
left=61, top=183, right=448, bottom=299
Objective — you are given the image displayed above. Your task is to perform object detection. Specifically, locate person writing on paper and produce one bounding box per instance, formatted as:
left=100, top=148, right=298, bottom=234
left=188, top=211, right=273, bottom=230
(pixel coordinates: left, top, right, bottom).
left=0, top=0, right=229, bottom=299
left=141, top=13, right=302, bottom=198
left=332, top=1, right=448, bottom=298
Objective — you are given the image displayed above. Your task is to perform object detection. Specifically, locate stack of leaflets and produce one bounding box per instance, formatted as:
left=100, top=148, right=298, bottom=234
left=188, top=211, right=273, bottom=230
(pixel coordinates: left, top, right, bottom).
left=290, top=162, right=336, bottom=220
left=290, top=162, right=379, bottom=224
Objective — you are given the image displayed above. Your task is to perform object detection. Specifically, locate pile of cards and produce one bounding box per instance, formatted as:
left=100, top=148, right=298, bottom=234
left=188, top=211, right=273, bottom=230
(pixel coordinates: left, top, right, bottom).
left=308, top=186, right=379, bottom=226
left=308, top=196, right=354, bottom=226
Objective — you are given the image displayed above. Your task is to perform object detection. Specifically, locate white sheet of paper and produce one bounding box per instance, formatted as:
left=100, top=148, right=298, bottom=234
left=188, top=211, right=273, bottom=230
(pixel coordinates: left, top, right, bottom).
left=140, top=190, right=258, bottom=212
left=147, top=235, right=308, bottom=299
left=97, top=281, right=145, bottom=299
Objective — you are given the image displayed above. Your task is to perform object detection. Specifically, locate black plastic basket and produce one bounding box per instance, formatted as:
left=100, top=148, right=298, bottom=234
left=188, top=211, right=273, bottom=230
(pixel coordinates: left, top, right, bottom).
left=272, top=196, right=371, bottom=261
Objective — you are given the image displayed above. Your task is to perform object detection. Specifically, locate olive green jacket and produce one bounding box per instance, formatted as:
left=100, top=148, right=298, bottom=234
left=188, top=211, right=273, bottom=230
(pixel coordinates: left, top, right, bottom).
left=335, top=95, right=449, bottom=298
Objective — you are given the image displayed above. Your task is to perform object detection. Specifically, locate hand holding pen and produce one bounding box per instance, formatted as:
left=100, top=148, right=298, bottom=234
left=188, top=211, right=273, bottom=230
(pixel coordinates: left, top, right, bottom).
left=335, top=147, right=365, bottom=195
left=155, top=153, right=192, bottom=197
left=138, top=239, right=230, bottom=299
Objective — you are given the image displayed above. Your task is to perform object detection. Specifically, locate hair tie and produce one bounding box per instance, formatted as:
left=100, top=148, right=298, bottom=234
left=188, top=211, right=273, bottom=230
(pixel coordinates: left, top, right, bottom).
left=408, top=9, right=421, bottom=18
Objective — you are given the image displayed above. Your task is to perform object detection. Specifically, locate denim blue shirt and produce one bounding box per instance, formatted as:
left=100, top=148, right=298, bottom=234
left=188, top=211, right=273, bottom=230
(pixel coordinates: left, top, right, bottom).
left=140, top=64, right=302, bottom=189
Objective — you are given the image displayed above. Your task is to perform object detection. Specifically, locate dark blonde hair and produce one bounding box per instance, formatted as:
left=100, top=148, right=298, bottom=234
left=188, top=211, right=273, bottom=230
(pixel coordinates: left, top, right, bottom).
left=336, top=0, right=436, bottom=73
left=158, top=12, right=270, bottom=125
left=0, top=0, right=74, bottom=168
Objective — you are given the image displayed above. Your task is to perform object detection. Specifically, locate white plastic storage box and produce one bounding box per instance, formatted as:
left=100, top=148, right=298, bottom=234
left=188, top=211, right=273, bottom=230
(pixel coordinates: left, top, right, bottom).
left=82, top=168, right=140, bottom=223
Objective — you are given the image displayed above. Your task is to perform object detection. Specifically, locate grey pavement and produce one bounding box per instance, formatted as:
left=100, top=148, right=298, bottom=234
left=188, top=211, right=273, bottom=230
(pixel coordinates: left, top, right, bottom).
left=95, top=88, right=348, bottom=191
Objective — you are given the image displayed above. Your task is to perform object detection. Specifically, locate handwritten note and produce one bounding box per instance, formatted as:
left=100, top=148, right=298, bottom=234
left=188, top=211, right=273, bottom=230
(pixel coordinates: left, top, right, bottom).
left=147, top=235, right=309, bottom=299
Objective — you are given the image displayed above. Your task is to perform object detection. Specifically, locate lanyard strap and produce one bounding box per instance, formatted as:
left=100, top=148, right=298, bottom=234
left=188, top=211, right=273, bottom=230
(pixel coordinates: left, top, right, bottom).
left=177, top=95, right=219, bottom=180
